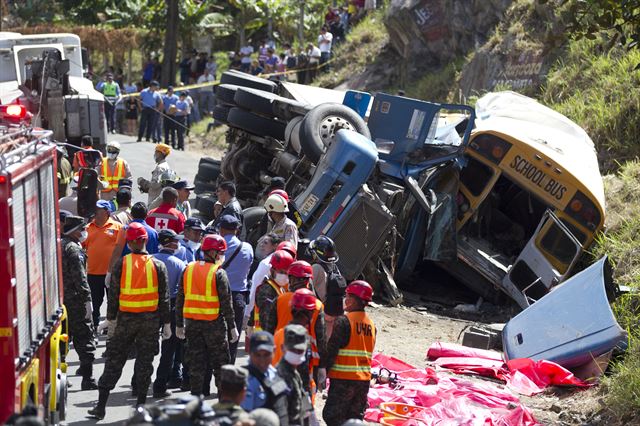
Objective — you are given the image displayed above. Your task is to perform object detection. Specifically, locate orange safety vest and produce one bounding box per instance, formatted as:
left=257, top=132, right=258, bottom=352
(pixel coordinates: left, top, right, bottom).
left=253, top=279, right=285, bottom=331
left=119, top=254, right=159, bottom=313
left=328, top=311, right=375, bottom=381
left=275, top=292, right=323, bottom=367
left=183, top=261, right=221, bottom=321
left=102, top=158, right=125, bottom=192
left=272, top=326, right=318, bottom=405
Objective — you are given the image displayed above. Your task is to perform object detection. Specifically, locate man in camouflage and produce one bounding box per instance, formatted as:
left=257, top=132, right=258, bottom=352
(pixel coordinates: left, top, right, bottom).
left=211, top=365, right=252, bottom=425
left=60, top=215, right=97, bottom=390
left=252, top=250, right=294, bottom=332
left=175, top=234, right=239, bottom=396
left=277, top=324, right=311, bottom=426
left=88, top=222, right=171, bottom=419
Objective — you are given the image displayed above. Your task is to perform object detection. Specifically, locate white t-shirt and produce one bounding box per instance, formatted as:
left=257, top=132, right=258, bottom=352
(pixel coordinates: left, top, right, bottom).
left=245, top=255, right=273, bottom=318
left=197, top=73, right=215, bottom=92
left=240, top=45, right=254, bottom=64
left=318, top=32, right=333, bottom=53
left=308, top=46, right=322, bottom=64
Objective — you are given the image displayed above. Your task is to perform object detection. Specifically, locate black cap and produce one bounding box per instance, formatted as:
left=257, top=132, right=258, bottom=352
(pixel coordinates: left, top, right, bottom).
left=172, top=180, right=195, bottom=190
left=250, top=331, right=275, bottom=353
left=167, top=85, right=174, bottom=91
left=269, top=176, right=286, bottom=190
left=118, top=178, right=133, bottom=189
left=218, top=214, right=240, bottom=230
left=158, top=229, right=181, bottom=245
left=150, top=80, right=160, bottom=87
left=184, top=217, right=205, bottom=231
left=64, top=215, right=86, bottom=234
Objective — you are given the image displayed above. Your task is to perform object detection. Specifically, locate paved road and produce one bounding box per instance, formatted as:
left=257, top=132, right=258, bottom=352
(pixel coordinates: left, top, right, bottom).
left=63, top=133, right=248, bottom=425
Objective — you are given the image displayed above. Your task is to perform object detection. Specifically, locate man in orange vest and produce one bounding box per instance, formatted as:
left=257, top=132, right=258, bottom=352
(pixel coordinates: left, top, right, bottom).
left=88, top=222, right=171, bottom=420
left=100, top=141, right=132, bottom=201
left=73, top=135, right=102, bottom=174
left=175, top=234, right=238, bottom=396
left=251, top=250, right=295, bottom=334
left=268, top=261, right=326, bottom=392
left=323, top=281, right=376, bottom=426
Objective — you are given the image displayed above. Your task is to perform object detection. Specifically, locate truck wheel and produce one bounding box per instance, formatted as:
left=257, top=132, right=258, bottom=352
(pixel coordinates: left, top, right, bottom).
left=234, top=87, right=281, bottom=117
left=299, top=103, right=371, bottom=163
left=213, top=104, right=231, bottom=124
left=220, top=71, right=277, bottom=93
left=215, top=84, right=240, bottom=106
left=227, top=107, right=286, bottom=140
left=272, top=97, right=311, bottom=121
left=194, top=177, right=217, bottom=194
left=194, top=193, right=216, bottom=221
left=243, top=206, right=267, bottom=247
left=196, top=162, right=221, bottom=183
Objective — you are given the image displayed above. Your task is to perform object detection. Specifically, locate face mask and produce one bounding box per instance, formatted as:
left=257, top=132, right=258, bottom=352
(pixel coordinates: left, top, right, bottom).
left=284, top=350, right=306, bottom=366
left=274, top=273, right=289, bottom=287
left=107, top=152, right=118, bottom=160
left=187, top=240, right=200, bottom=251
left=159, top=244, right=178, bottom=254
left=78, top=230, right=88, bottom=243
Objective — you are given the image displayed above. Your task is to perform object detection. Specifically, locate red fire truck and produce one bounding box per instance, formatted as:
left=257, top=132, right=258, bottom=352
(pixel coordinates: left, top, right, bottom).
left=0, top=127, right=68, bottom=424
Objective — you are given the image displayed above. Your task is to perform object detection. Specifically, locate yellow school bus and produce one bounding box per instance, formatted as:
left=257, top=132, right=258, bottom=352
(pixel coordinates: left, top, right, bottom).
left=446, top=92, right=605, bottom=308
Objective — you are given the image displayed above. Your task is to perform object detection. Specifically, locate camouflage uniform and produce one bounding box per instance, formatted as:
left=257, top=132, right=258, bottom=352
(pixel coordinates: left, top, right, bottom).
left=61, top=236, right=95, bottom=376
left=255, top=279, right=280, bottom=333
left=97, top=251, right=170, bottom=401
left=176, top=265, right=235, bottom=395
left=212, top=365, right=251, bottom=425
left=277, top=358, right=305, bottom=426
left=322, top=313, right=370, bottom=426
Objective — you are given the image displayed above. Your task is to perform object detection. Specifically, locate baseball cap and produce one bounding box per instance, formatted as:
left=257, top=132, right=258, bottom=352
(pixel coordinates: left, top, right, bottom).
left=172, top=180, right=195, bottom=191
left=249, top=331, right=275, bottom=353
left=63, top=215, right=86, bottom=235
left=184, top=217, right=205, bottom=231
left=218, top=214, right=240, bottom=230
left=284, top=324, right=308, bottom=351
left=219, top=364, right=248, bottom=388
left=96, top=200, right=113, bottom=213
left=158, top=229, right=182, bottom=245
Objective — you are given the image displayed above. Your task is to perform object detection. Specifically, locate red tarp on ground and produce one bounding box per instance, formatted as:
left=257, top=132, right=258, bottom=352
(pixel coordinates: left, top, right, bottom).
left=366, top=353, right=540, bottom=425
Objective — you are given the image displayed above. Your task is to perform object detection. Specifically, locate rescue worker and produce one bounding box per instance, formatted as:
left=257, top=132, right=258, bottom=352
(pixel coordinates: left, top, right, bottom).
left=111, top=188, right=132, bottom=225
left=277, top=324, right=311, bottom=426
left=180, top=217, right=205, bottom=262
left=323, top=281, right=376, bottom=426
left=175, top=234, right=239, bottom=396
left=264, top=192, right=299, bottom=248
left=309, top=235, right=347, bottom=338
left=242, top=331, right=289, bottom=425
left=211, top=365, right=251, bottom=425
left=146, top=187, right=186, bottom=233
left=148, top=170, right=179, bottom=210
left=100, top=141, right=132, bottom=201
left=56, top=145, right=73, bottom=198
left=137, top=143, right=172, bottom=205
left=252, top=250, right=295, bottom=333
left=61, top=215, right=97, bottom=390
left=88, top=222, right=171, bottom=419
left=72, top=135, right=102, bottom=174
left=259, top=189, right=303, bottom=234
left=152, top=229, right=187, bottom=397
left=208, top=181, right=243, bottom=230
left=100, top=72, right=121, bottom=134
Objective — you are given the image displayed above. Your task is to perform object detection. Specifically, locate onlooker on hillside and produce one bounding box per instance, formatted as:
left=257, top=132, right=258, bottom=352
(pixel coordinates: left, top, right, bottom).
left=206, top=55, right=218, bottom=79
left=240, top=44, right=254, bottom=72
left=197, top=69, right=215, bottom=116
left=250, top=60, right=264, bottom=76
left=264, top=48, right=279, bottom=74
left=306, top=43, right=322, bottom=82
left=318, top=25, right=334, bottom=67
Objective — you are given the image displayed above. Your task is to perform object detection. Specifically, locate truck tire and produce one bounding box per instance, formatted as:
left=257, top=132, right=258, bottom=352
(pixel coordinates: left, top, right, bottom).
left=194, top=193, right=217, bottom=220
left=196, top=162, right=221, bottom=182
left=194, top=177, right=217, bottom=194
left=272, top=97, right=311, bottom=121
left=299, top=103, right=371, bottom=163
left=199, top=156, right=221, bottom=167
left=220, top=71, right=277, bottom=93
left=234, top=87, right=280, bottom=117
left=215, top=84, right=240, bottom=105
left=227, top=107, right=286, bottom=140
left=243, top=206, right=267, bottom=247
left=213, top=104, right=231, bottom=124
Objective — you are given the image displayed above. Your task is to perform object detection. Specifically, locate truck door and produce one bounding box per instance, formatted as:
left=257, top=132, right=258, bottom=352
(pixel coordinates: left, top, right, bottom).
left=502, top=209, right=582, bottom=308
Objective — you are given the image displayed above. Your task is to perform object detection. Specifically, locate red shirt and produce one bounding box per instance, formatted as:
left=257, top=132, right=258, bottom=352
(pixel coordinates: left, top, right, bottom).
left=146, top=203, right=185, bottom=234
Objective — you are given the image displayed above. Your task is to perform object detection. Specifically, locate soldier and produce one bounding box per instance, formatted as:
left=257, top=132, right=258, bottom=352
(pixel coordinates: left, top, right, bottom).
left=252, top=250, right=295, bottom=333
left=211, top=365, right=251, bottom=425
left=175, top=234, right=239, bottom=396
left=60, top=215, right=97, bottom=390
left=277, top=324, right=312, bottom=426
left=137, top=143, right=172, bottom=205
left=323, top=281, right=376, bottom=426
left=88, top=222, right=171, bottom=420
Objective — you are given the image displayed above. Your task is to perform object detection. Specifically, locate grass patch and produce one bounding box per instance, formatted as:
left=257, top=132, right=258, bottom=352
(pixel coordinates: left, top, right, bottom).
left=313, top=9, right=389, bottom=88
left=399, top=58, right=465, bottom=103
left=187, top=116, right=227, bottom=154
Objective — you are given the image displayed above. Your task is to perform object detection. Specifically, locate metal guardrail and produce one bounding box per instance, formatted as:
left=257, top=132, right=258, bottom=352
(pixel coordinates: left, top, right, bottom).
left=0, top=126, right=54, bottom=171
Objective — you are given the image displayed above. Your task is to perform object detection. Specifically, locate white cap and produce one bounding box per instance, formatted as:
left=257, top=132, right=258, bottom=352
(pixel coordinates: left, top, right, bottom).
left=107, top=141, right=121, bottom=151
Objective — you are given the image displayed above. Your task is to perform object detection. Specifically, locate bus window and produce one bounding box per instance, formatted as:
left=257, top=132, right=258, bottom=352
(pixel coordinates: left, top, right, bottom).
left=460, top=156, right=494, bottom=196
left=539, top=219, right=584, bottom=270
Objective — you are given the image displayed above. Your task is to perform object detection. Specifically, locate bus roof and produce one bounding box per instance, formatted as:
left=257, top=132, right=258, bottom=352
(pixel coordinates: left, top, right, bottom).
left=473, top=91, right=605, bottom=215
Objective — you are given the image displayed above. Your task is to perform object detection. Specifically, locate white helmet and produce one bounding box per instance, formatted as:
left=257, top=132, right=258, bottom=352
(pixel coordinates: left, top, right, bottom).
left=265, top=193, right=289, bottom=213
left=107, top=141, right=121, bottom=151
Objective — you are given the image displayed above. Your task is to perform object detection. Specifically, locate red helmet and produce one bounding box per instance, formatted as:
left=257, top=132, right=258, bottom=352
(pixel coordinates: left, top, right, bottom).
left=126, top=222, right=148, bottom=241
left=268, top=189, right=289, bottom=202
left=270, top=250, right=295, bottom=271
left=288, top=260, right=313, bottom=278
left=276, top=240, right=297, bottom=258
left=201, top=234, right=227, bottom=252
left=291, top=288, right=317, bottom=311
left=346, top=280, right=373, bottom=302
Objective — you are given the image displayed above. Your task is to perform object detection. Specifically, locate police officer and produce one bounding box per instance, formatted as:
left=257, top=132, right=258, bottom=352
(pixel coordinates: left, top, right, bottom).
left=278, top=324, right=311, bottom=426
left=180, top=217, right=206, bottom=263
left=309, top=235, right=347, bottom=338
left=211, top=365, right=252, bottom=425
left=323, top=281, right=376, bottom=426
left=61, top=215, right=97, bottom=390
left=137, top=143, right=172, bottom=205
left=242, top=331, right=289, bottom=425
left=88, top=222, right=171, bottom=419
left=252, top=250, right=295, bottom=333
left=175, top=234, right=238, bottom=396
left=100, top=141, right=132, bottom=201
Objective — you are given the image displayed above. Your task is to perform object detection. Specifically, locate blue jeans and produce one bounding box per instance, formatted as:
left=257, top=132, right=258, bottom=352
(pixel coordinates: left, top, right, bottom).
left=138, top=108, right=158, bottom=141
left=229, top=291, right=248, bottom=363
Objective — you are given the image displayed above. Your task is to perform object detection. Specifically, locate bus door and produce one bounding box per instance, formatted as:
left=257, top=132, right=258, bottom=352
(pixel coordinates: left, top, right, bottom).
left=502, top=209, right=582, bottom=308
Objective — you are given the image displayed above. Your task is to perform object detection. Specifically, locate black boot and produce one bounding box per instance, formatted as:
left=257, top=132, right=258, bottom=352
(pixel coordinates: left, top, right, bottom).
left=81, top=377, right=98, bottom=390
left=136, top=392, right=147, bottom=407
left=87, top=389, right=109, bottom=419
left=75, top=365, right=89, bottom=377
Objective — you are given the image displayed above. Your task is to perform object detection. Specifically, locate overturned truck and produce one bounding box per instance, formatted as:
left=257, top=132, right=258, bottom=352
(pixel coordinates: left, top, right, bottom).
left=202, top=70, right=605, bottom=308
